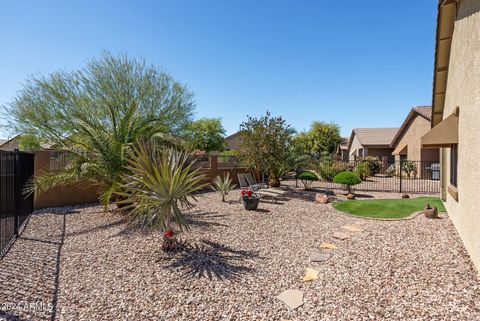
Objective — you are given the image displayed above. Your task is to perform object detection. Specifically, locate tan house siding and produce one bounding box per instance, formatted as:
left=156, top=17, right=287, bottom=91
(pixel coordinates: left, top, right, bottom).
left=348, top=134, right=363, bottom=158
left=0, top=138, right=20, bottom=151
left=440, top=0, right=480, bottom=272
left=393, top=113, right=439, bottom=162
left=225, top=133, right=242, bottom=150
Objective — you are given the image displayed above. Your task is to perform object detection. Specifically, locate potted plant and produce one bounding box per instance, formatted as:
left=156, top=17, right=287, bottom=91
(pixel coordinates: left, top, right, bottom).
left=241, top=188, right=260, bottom=210
left=333, top=171, right=361, bottom=200
left=424, top=203, right=438, bottom=219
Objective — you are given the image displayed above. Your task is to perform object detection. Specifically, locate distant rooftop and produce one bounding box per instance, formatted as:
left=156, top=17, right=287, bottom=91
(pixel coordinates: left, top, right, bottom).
left=352, top=128, right=399, bottom=146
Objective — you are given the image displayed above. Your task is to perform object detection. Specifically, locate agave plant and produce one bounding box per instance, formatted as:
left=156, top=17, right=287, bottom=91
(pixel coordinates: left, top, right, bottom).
left=211, top=173, right=237, bottom=202
left=118, top=140, right=207, bottom=251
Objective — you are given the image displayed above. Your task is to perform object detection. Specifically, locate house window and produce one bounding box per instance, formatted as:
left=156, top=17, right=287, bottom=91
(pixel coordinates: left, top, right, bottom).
left=450, top=144, right=458, bottom=187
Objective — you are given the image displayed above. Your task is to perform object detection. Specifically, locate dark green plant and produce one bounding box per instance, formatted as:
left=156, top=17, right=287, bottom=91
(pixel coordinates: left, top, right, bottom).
left=296, top=170, right=319, bottom=190
left=211, top=172, right=237, bottom=202
left=401, top=161, right=417, bottom=178
left=13, top=52, right=195, bottom=205
left=318, top=160, right=346, bottom=182
left=333, top=171, right=361, bottom=194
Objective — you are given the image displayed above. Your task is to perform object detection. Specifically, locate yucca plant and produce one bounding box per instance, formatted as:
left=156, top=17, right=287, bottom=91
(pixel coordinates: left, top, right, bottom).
left=211, top=173, right=236, bottom=202
left=118, top=140, right=208, bottom=251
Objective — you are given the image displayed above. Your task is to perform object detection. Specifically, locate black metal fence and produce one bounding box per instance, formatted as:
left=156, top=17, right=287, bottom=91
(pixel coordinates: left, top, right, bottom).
left=294, top=160, right=440, bottom=194
left=0, top=151, right=35, bottom=256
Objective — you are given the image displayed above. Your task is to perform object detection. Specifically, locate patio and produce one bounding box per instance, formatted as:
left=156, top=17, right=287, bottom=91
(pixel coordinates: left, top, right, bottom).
left=0, top=188, right=479, bottom=320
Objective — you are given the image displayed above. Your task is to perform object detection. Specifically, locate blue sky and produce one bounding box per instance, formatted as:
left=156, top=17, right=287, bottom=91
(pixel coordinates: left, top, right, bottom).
left=0, top=1, right=437, bottom=138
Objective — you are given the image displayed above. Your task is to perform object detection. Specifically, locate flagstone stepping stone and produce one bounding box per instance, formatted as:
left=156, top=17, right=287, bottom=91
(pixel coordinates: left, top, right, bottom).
left=332, top=231, right=351, bottom=240
left=303, top=267, right=319, bottom=282
left=276, top=290, right=304, bottom=310
left=309, top=251, right=331, bottom=262
left=341, top=225, right=363, bottom=233
left=320, top=242, right=338, bottom=249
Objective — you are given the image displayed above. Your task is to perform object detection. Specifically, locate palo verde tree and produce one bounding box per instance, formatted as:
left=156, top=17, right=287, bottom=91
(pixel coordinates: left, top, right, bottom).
left=237, top=112, right=292, bottom=187
left=5, top=51, right=195, bottom=205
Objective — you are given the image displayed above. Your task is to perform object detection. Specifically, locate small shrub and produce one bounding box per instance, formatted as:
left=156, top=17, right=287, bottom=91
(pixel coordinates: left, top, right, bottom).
left=318, top=161, right=346, bottom=182
left=357, top=156, right=381, bottom=175
left=401, top=161, right=417, bottom=178
left=385, top=163, right=396, bottom=177
left=354, top=162, right=371, bottom=180
left=296, top=170, right=319, bottom=190
left=333, top=171, right=361, bottom=194
left=211, top=173, right=237, bottom=202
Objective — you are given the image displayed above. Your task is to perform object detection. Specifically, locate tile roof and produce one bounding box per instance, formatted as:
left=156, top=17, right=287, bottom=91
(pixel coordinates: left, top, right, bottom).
left=413, top=106, right=432, bottom=120
left=352, top=128, right=399, bottom=146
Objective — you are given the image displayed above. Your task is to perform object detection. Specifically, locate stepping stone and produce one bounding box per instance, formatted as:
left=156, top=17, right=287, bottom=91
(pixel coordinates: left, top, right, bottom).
left=303, top=267, right=319, bottom=282
left=320, top=242, right=337, bottom=250
left=276, top=290, right=304, bottom=310
left=309, top=251, right=331, bottom=262
left=332, top=231, right=351, bottom=240
left=341, top=225, right=363, bottom=233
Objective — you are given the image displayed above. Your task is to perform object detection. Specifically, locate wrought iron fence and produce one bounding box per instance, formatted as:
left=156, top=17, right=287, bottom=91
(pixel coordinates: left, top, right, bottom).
left=0, top=151, right=35, bottom=256
left=293, top=160, right=440, bottom=194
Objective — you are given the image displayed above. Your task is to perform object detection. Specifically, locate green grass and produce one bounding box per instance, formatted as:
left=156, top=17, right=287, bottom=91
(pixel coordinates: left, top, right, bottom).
left=332, top=197, right=445, bottom=219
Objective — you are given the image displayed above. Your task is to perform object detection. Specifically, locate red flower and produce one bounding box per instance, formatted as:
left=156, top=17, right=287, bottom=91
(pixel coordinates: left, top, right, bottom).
left=241, top=190, right=246, bottom=196
left=247, top=191, right=253, bottom=197
left=164, top=229, right=174, bottom=238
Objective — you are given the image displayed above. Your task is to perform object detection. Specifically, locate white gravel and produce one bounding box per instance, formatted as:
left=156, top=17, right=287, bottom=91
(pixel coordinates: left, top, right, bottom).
left=1, top=187, right=479, bottom=320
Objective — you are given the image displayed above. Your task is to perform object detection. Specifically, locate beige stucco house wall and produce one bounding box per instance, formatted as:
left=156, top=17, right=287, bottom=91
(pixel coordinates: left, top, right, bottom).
left=391, top=107, right=440, bottom=179
left=347, top=128, right=397, bottom=162
left=348, top=134, right=364, bottom=159
left=427, top=0, right=480, bottom=272
left=0, top=137, right=20, bottom=151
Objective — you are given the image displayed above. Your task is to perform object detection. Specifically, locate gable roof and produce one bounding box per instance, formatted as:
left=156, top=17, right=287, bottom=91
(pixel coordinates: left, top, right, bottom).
left=338, top=137, right=349, bottom=150
left=348, top=128, right=399, bottom=151
left=225, top=132, right=241, bottom=141
left=391, top=106, right=433, bottom=147
left=0, top=139, right=6, bottom=146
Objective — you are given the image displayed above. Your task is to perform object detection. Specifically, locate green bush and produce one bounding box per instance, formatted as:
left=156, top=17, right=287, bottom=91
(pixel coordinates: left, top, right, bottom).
left=357, top=156, right=381, bottom=175
left=318, top=161, right=346, bottom=182
left=354, top=162, right=371, bottom=180
left=401, top=161, right=417, bottom=178
left=333, top=171, right=361, bottom=194
left=296, top=170, right=319, bottom=190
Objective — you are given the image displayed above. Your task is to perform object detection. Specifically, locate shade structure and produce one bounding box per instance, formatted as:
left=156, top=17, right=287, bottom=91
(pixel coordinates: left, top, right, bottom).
left=422, top=112, right=458, bottom=148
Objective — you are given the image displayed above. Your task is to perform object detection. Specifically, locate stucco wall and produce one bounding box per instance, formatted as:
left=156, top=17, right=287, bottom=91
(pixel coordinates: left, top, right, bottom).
left=348, top=135, right=363, bottom=157
left=441, top=0, right=480, bottom=272
left=0, top=139, right=19, bottom=152
left=394, top=114, right=439, bottom=162
left=225, top=134, right=242, bottom=150
left=365, top=147, right=395, bottom=162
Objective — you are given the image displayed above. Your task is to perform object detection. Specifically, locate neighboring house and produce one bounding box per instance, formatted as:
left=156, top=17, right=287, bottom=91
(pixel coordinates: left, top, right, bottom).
left=224, top=132, right=242, bottom=150
left=0, top=136, right=20, bottom=151
left=0, top=135, right=55, bottom=152
left=347, top=128, right=398, bottom=162
left=0, top=139, right=6, bottom=148
left=335, top=137, right=350, bottom=161
left=422, top=0, right=480, bottom=272
left=391, top=106, right=440, bottom=178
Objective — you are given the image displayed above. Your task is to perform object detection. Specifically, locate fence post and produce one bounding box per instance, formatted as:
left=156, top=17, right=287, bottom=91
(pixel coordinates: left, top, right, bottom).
left=399, top=160, right=403, bottom=193
left=13, top=150, right=19, bottom=236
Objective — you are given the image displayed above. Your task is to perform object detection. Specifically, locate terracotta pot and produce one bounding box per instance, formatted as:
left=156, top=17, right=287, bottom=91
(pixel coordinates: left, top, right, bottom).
left=269, top=178, right=281, bottom=187
left=243, top=198, right=260, bottom=210
left=346, top=193, right=355, bottom=200
left=162, top=236, right=178, bottom=252
left=424, top=204, right=438, bottom=219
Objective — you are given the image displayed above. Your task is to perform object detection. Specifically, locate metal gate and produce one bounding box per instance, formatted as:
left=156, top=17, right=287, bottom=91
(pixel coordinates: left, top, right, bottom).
left=0, top=151, right=35, bottom=256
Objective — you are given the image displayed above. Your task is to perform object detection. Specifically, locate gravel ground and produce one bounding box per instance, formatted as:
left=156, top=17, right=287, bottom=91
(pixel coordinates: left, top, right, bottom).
left=1, top=188, right=479, bottom=320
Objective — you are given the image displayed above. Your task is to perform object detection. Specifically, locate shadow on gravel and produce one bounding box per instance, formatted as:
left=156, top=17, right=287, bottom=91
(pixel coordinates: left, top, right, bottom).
left=186, top=211, right=229, bottom=229
left=0, top=211, right=66, bottom=321
left=165, top=240, right=259, bottom=281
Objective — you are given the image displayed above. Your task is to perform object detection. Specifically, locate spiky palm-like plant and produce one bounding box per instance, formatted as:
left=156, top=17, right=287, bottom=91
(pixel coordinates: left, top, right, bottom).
left=118, top=140, right=207, bottom=251
left=211, top=173, right=236, bottom=202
